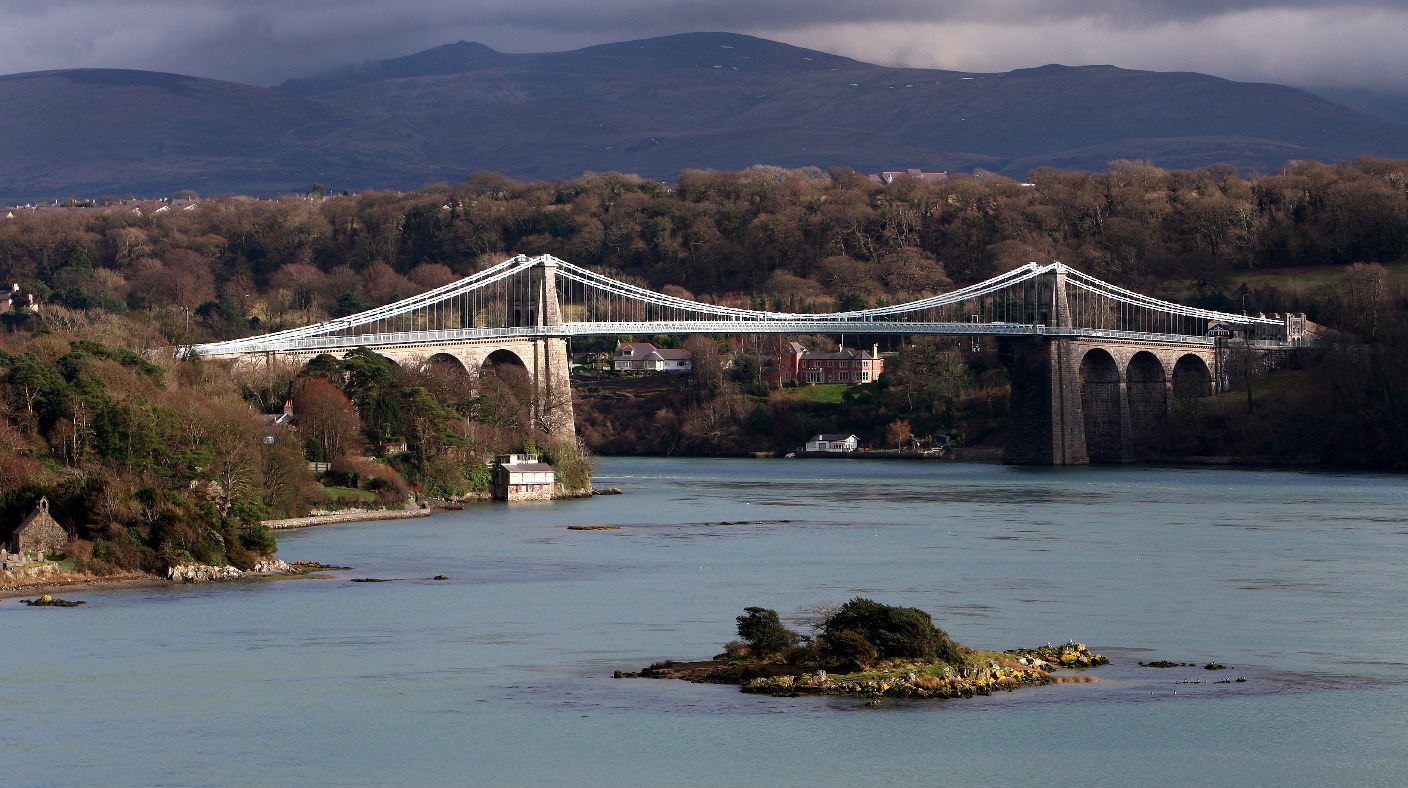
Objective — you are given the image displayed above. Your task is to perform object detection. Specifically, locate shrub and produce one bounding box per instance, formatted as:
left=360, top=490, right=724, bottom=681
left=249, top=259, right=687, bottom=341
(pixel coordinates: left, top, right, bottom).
left=736, top=606, right=800, bottom=657
left=826, top=628, right=880, bottom=671
left=238, top=523, right=277, bottom=555
left=820, top=597, right=963, bottom=665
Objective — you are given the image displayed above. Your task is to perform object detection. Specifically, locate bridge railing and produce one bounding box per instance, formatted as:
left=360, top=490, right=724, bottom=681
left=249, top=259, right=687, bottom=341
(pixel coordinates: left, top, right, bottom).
left=191, top=321, right=1313, bottom=357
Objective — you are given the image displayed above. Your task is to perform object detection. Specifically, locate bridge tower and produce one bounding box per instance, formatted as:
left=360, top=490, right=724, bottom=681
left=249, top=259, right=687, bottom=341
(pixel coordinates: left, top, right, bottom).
left=532, top=257, right=576, bottom=438
left=1003, top=267, right=1135, bottom=465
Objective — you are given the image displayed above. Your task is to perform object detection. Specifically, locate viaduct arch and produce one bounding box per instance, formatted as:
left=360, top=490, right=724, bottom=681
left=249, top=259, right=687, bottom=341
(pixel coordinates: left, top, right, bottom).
left=1005, top=338, right=1221, bottom=465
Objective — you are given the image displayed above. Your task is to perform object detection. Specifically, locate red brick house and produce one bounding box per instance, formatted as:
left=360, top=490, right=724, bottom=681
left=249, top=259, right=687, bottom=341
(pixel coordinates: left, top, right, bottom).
left=761, top=341, right=808, bottom=385
left=797, top=344, right=884, bottom=384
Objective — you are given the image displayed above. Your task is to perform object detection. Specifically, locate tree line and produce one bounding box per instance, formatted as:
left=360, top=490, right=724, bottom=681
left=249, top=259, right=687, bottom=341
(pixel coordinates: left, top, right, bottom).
left=2, top=158, right=1406, bottom=344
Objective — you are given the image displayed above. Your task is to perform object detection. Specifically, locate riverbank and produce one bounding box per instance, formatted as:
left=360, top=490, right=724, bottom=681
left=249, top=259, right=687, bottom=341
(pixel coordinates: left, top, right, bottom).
left=0, top=570, right=170, bottom=600
left=0, top=558, right=347, bottom=599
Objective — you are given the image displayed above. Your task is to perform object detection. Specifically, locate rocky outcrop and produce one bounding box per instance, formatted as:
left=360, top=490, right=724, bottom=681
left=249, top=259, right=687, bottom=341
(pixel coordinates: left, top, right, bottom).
left=20, top=594, right=85, bottom=607
left=167, top=558, right=292, bottom=583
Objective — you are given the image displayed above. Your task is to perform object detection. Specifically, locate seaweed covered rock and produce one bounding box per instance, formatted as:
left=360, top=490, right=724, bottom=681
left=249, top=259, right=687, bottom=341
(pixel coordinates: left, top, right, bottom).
left=1008, top=641, right=1109, bottom=668
left=740, top=662, right=1054, bottom=699
left=20, top=594, right=85, bottom=607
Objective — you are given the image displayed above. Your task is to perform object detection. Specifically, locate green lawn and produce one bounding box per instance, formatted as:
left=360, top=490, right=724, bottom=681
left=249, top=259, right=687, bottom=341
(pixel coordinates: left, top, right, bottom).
left=1223, top=258, right=1408, bottom=293
left=322, top=485, right=376, bottom=502
left=778, top=382, right=877, bottom=404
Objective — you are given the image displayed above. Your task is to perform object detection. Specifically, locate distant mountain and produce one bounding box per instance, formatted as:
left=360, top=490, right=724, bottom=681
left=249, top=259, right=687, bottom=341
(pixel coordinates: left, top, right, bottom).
left=1309, top=87, right=1408, bottom=125
left=4, top=33, right=1407, bottom=200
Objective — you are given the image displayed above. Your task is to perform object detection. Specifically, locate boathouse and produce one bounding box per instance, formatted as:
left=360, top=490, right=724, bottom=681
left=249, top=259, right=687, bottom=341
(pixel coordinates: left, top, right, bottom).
left=805, top=434, right=860, bottom=453
left=491, top=454, right=557, bottom=501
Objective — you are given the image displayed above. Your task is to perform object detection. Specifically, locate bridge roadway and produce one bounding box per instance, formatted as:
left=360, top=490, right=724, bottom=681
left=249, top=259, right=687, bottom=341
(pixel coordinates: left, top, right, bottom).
left=193, top=321, right=1303, bottom=357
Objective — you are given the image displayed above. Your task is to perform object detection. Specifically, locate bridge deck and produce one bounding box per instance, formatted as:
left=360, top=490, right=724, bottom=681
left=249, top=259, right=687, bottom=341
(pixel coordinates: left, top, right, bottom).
left=194, top=322, right=1306, bottom=357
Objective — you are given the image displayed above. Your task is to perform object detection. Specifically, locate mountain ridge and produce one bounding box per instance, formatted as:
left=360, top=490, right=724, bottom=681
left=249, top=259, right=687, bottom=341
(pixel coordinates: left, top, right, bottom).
left=2, top=32, right=1405, bottom=200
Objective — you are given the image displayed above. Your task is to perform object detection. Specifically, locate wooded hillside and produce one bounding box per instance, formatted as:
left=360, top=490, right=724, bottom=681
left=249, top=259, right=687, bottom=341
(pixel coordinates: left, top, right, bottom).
left=1, top=159, right=1405, bottom=571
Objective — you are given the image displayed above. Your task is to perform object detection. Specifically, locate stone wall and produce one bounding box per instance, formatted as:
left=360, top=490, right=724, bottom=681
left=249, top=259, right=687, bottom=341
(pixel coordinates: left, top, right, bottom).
left=263, top=509, right=431, bottom=530
left=502, top=482, right=555, bottom=502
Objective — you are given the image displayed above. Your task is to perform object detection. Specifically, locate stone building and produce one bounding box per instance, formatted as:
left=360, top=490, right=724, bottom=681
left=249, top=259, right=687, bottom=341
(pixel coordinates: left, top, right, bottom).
left=10, top=498, right=68, bottom=555
left=490, top=454, right=557, bottom=501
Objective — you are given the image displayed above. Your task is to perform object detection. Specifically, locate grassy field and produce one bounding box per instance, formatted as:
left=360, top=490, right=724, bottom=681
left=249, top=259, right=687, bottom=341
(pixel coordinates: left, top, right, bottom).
left=778, top=382, right=878, bottom=404
left=322, top=485, right=376, bottom=502
left=1222, top=258, right=1408, bottom=293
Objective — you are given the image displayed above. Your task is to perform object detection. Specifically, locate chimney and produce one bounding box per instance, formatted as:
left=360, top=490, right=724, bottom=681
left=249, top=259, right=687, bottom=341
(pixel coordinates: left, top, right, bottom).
left=872, top=343, right=879, bottom=359
left=284, top=399, right=294, bottom=417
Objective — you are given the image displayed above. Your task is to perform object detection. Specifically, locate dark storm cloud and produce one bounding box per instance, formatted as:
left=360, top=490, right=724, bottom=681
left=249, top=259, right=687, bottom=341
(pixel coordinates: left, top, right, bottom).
left=0, top=0, right=1404, bottom=92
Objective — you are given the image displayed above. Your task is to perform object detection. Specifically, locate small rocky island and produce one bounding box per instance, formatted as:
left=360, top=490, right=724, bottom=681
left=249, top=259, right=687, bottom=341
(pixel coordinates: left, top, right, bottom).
left=616, top=598, right=1107, bottom=700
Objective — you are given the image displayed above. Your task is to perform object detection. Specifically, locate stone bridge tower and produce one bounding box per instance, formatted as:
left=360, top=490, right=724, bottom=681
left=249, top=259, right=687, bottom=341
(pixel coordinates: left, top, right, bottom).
left=1004, top=267, right=1095, bottom=465
left=533, top=257, right=575, bottom=438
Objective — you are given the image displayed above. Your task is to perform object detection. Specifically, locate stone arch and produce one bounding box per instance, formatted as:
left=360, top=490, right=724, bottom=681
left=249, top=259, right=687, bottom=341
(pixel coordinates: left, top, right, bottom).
left=1079, top=348, right=1126, bottom=463
left=480, top=348, right=529, bottom=379
left=423, top=352, right=470, bottom=376
left=1172, top=354, right=1214, bottom=399
left=1126, top=351, right=1167, bottom=452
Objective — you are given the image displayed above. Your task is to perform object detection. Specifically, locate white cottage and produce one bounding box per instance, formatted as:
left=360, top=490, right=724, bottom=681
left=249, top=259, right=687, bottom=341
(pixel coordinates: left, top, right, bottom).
left=806, top=434, right=860, bottom=453
left=491, top=454, right=557, bottom=501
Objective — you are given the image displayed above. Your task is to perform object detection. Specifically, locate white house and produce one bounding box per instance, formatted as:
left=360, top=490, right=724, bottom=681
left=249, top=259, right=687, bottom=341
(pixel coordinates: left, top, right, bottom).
left=641, top=348, right=692, bottom=372
left=614, top=342, right=692, bottom=372
left=806, top=433, right=860, bottom=453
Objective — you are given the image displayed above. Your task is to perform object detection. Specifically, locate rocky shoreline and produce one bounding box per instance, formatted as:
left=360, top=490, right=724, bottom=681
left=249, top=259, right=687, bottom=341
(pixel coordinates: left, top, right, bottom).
left=1, top=558, right=346, bottom=599
left=166, top=558, right=296, bottom=582
left=0, top=571, right=166, bottom=600
left=617, top=642, right=1109, bottom=701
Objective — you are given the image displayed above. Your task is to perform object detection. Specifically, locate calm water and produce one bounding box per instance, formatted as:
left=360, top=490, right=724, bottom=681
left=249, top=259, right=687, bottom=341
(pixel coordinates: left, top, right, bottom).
left=5, top=458, right=1407, bottom=787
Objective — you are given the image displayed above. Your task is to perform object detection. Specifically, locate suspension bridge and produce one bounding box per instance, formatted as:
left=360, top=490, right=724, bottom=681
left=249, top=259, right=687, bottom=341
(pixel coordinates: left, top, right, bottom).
left=191, top=254, right=1314, bottom=465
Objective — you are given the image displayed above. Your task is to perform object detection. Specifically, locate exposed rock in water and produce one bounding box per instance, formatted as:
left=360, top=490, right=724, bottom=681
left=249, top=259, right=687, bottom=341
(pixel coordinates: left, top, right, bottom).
left=292, top=561, right=352, bottom=572
left=1006, top=641, right=1109, bottom=668
left=568, top=524, right=620, bottom=530
left=349, top=578, right=397, bottom=583
left=20, top=594, right=84, bottom=607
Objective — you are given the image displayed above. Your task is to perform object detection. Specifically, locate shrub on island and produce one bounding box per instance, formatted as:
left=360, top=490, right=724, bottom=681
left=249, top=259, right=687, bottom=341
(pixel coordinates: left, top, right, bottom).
left=818, top=597, right=965, bottom=669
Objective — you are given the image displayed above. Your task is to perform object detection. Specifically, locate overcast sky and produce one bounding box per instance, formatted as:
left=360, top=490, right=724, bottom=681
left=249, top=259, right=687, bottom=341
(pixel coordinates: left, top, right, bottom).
left=2, top=0, right=1405, bottom=94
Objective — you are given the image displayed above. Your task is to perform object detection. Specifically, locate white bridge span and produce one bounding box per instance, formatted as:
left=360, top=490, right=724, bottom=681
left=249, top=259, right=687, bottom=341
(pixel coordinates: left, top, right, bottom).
left=190, top=255, right=1300, bottom=358
left=188, top=254, right=1316, bottom=467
